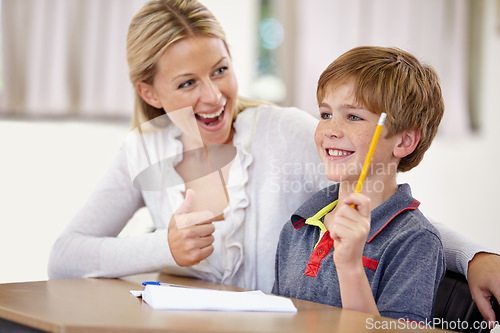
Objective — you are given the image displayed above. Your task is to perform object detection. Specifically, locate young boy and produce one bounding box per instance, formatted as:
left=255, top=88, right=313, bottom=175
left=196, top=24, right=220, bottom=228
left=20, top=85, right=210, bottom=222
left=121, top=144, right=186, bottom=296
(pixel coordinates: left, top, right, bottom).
left=272, top=46, right=445, bottom=322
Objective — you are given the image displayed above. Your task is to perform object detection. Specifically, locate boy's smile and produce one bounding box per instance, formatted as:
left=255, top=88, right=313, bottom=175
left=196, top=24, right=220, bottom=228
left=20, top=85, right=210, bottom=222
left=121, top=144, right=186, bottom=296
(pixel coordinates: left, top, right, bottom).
left=315, top=82, right=398, bottom=186
left=326, top=148, right=354, bottom=158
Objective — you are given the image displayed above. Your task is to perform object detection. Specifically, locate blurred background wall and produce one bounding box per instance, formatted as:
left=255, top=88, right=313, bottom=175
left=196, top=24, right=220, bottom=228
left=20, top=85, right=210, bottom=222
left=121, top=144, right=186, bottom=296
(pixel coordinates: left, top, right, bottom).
left=0, top=0, right=499, bottom=284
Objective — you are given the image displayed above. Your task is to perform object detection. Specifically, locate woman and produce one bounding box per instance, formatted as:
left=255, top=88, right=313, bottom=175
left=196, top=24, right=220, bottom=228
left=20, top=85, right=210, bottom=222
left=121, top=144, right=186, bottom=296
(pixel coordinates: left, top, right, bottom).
left=49, top=0, right=324, bottom=291
left=48, top=0, right=500, bottom=323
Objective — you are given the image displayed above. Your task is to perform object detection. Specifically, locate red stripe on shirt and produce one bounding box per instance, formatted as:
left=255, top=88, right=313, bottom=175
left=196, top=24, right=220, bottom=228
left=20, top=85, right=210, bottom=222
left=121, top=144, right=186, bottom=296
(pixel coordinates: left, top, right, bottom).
left=304, top=231, right=334, bottom=278
left=362, top=256, right=379, bottom=270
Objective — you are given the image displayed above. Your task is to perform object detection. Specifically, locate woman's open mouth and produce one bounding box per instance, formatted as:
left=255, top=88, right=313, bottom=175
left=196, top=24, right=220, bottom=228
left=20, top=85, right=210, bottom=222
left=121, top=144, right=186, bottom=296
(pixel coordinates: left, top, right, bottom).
left=195, top=107, right=225, bottom=130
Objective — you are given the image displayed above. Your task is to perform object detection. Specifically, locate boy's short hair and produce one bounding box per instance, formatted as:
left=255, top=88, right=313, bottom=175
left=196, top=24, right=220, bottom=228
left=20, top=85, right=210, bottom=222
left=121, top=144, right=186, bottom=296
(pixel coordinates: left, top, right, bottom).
left=316, top=46, right=444, bottom=172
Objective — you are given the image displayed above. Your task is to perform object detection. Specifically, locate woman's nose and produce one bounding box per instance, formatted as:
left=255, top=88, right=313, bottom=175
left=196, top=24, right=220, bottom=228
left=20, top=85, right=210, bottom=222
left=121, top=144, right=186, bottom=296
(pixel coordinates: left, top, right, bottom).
left=200, top=80, right=222, bottom=105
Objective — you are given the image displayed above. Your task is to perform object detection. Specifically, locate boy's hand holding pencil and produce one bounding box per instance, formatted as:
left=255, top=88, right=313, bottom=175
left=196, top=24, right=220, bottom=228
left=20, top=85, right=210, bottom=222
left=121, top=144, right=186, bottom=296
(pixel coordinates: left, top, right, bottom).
left=324, top=193, right=371, bottom=270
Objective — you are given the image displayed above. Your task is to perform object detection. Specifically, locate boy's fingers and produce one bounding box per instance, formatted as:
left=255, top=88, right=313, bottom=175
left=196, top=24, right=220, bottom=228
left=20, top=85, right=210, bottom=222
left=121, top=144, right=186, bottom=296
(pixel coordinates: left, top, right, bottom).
left=343, top=193, right=371, bottom=217
left=331, top=216, right=356, bottom=232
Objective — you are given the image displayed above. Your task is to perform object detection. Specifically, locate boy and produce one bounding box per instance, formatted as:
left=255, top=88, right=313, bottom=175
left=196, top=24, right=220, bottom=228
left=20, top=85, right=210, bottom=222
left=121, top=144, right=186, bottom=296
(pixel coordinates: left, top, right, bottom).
left=272, top=46, right=445, bottom=322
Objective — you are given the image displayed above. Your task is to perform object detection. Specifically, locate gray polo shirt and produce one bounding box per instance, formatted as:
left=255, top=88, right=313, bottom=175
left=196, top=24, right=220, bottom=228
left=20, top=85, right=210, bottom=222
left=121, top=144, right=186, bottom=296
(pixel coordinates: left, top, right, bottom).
left=272, top=183, right=445, bottom=322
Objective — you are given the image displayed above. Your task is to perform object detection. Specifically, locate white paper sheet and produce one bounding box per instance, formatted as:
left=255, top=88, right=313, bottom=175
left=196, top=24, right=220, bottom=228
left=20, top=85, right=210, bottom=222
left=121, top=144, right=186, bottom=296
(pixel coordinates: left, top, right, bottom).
left=142, top=285, right=297, bottom=312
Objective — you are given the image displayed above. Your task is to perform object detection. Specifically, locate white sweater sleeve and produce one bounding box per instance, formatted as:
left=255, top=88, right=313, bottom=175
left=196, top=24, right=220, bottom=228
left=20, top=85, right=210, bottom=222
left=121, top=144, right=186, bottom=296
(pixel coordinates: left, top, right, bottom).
left=432, top=221, right=496, bottom=279
left=47, top=145, right=177, bottom=279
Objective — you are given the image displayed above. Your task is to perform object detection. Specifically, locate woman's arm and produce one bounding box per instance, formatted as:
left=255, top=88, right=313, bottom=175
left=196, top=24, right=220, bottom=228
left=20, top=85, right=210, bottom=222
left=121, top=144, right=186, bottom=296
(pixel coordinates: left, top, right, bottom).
left=47, top=145, right=175, bottom=279
left=433, top=221, right=500, bottom=324
left=432, top=221, right=495, bottom=277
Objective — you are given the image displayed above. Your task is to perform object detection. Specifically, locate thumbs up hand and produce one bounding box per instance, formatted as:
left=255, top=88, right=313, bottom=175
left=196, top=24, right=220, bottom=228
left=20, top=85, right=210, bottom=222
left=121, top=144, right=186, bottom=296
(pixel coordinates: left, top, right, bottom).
left=173, top=189, right=215, bottom=229
left=168, top=189, right=216, bottom=266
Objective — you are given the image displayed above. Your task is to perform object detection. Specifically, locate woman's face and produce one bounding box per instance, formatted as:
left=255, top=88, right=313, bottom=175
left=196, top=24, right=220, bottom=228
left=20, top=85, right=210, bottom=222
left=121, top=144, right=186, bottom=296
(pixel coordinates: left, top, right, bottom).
left=138, top=36, right=238, bottom=145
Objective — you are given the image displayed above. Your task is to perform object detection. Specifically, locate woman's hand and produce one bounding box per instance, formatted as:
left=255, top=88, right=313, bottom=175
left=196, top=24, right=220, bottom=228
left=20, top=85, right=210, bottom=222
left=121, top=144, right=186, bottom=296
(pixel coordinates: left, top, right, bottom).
left=167, top=189, right=216, bottom=266
left=468, top=252, right=500, bottom=327
left=324, top=193, right=371, bottom=271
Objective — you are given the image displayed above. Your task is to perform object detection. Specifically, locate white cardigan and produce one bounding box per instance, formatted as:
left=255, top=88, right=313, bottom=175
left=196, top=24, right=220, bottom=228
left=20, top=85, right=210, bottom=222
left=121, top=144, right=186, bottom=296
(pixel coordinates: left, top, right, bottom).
left=48, top=105, right=489, bottom=292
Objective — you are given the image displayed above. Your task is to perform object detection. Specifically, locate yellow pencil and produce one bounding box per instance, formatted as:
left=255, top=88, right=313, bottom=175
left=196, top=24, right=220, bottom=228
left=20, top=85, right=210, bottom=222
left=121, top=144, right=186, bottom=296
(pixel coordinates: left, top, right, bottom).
left=351, top=113, right=387, bottom=204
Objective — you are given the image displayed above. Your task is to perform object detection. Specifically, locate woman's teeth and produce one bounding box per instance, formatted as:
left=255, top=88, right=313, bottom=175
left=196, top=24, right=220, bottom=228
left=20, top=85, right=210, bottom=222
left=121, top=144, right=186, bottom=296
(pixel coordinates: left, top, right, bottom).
left=328, top=149, right=352, bottom=157
left=195, top=107, right=225, bottom=126
left=196, top=107, right=224, bottom=119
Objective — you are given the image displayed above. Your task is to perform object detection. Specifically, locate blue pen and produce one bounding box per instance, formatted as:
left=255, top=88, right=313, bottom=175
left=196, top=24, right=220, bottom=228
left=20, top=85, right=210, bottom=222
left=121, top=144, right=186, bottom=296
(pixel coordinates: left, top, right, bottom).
left=142, top=281, right=192, bottom=288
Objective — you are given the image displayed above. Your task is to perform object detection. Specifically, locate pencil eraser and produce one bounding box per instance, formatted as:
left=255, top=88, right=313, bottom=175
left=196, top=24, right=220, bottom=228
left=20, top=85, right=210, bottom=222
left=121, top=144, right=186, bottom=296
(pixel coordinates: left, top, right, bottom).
left=378, top=113, right=387, bottom=126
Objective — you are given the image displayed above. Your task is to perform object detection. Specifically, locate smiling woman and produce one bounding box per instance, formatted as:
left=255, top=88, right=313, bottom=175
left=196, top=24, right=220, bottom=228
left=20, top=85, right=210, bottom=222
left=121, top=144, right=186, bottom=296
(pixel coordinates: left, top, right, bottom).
left=135, top=37, right=238, bottom=145
left=47, top=0, right=326, bottom=293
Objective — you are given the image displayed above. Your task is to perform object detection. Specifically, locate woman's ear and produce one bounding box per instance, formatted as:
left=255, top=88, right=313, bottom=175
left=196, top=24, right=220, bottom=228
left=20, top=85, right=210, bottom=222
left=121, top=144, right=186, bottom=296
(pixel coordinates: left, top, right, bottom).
left=393, top=129, right=421, bottom=158
left=136, top=81, right=162, bottom=109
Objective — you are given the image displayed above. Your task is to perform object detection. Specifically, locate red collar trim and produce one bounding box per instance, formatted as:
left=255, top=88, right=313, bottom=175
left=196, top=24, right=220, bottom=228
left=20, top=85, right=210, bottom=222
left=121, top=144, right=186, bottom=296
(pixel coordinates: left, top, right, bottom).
left=366, top=199, right=420, bottom=243
left=293, top=218, right=306, bottom=229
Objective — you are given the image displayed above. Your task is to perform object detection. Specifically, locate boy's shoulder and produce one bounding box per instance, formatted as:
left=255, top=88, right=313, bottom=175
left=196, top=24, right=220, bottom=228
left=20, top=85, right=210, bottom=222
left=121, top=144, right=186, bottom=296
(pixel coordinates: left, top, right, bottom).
left=369, top=183, right=441, bottom=243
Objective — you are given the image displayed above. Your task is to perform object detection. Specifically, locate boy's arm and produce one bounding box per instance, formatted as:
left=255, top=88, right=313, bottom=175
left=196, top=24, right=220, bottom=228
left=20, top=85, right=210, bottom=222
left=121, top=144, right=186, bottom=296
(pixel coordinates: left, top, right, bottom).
left=325, top=193, right=379, bottom=316
left=336, top=263, right=379, bottom=316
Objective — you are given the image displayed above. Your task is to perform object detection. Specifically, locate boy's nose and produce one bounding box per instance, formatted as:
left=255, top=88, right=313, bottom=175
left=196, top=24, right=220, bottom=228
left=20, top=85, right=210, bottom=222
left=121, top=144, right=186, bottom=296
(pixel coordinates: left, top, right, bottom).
left=323, top=121, right=344, bottom=139
left=327, top=131, right=343, bottom=139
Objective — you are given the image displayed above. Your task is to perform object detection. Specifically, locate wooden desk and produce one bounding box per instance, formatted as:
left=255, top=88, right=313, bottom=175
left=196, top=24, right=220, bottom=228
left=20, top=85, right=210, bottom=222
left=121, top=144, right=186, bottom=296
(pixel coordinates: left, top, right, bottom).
left=0, top=273, right=448, bottom=332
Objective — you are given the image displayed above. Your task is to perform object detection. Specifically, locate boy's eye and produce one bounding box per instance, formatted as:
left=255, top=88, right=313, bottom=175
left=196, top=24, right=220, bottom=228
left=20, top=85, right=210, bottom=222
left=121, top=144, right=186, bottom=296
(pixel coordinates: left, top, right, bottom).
left=348, top=114, right=362, bottom=121
left=320, top=112, right=332, bottom=120
left=178, top=79, right=195, bottom=89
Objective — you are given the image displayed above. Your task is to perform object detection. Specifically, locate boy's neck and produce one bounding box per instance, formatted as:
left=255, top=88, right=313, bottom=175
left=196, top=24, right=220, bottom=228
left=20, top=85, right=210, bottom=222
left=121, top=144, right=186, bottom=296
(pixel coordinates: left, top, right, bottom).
left=337, top=175, right=399, bottom=212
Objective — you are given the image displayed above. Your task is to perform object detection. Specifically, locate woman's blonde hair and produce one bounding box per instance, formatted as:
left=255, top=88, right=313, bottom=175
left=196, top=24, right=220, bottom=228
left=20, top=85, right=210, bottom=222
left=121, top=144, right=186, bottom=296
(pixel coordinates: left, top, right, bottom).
left=317, top=46, right=444, bottom=172
left=127, top=0, right=264, bottom=128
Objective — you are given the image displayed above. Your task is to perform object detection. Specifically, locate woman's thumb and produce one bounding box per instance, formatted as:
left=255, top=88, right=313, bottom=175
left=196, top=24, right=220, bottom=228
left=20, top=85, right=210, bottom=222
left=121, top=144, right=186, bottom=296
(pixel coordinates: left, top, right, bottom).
left=175, top=189, right=196, bottom=214
left=172, top=189, right=214, bottom=229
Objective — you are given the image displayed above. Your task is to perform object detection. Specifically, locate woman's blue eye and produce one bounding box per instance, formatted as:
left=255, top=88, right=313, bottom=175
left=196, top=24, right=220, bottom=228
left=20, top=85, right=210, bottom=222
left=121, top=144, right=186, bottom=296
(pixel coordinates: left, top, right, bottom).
left=214, top=66, right=228, bottom=76
left=178, top=80, right=194, bottom=89
left=320, top=113, right=332, bottom=120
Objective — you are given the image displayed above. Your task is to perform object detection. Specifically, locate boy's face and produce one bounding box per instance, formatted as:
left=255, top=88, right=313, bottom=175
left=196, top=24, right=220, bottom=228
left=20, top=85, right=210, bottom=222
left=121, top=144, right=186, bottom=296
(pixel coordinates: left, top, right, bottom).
left=315, top=82, right=399, bottom=184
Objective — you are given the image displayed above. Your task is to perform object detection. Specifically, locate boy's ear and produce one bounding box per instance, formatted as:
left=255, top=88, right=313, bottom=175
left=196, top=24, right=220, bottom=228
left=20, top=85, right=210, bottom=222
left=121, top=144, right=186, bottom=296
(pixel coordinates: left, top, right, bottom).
left=136, top=81, right=162, bottom=109
left=393, top=129, right=421, bottom=158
